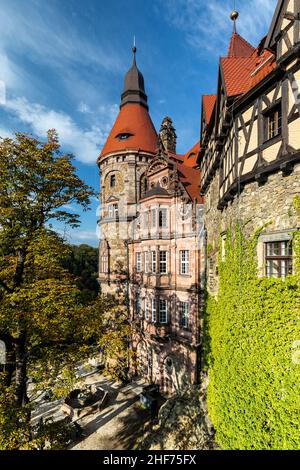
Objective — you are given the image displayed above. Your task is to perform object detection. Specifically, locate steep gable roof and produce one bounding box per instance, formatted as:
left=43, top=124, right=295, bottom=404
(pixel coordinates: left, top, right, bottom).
left=202, top=95, right=216, bottom=126
left=227, top=32, right=255, bottom=58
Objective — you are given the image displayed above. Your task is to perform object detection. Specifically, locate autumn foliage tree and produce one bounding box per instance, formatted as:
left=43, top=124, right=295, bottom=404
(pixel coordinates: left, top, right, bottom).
left=0, top=131, right=128, bottom=448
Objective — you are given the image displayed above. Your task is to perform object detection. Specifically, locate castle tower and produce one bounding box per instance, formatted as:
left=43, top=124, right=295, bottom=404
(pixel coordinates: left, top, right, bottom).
left=97, top=47, right=157, bottom=294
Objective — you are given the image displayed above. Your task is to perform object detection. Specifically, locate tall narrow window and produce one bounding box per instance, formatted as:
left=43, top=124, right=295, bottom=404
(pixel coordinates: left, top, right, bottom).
left=145, top=299, right=150, bottom=321
left=159, top=251, right=167, bottom=274
left=151, top=251, right=157, bottom=273
left=265, top=241, right=292, bottom=278
left=159, top=208, right=168, bottom=228
left=151, top=209, right=156, bottom=228
left=145, top=252, right=149, bottom=273
left=136, top=252, right=142, bottom=273
left=101, top=253, right=108, bottom=274
left=159, top=299, right=168, bottom=324
left=180, top=250, right=190, bottom=275
left=136, top=293, right=142, bottom=316
left=180, top=302, right=189, bottom=329
left=110, top=174, right=116, bottom=188
left=143, top=212, right=148, bottom=229
left=265, top=104, right=282, bottom=141
left=152, top=298, right=157, bottom=322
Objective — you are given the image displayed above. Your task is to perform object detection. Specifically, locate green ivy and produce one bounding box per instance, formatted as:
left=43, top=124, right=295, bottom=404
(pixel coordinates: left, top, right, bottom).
left=205, top=224, right=300, bottom=450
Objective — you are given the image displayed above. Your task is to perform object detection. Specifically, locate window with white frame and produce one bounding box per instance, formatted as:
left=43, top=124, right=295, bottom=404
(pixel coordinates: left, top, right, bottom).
left=180, top=250, right=190, bottom=274
left=265, top=241, right=293, bottom=278
left=145, top=252, right=149, bottom=273
left=151, top=251, right=157, bottom=273
left=151, top=208, right=156, bottom=228
left=159, top=251, right=167, bottom=274
left=159, top=208, right=168, bottom=228
left=180, top=302, right=189, bottom=329
left=145, top=299, right=150, bottom=320
left=101, top=253, right=108, bottom=274
left=136, top=252, right=142, bottom=272
left=159, top=299, right=168, bottom=324
left=108, top=203, right=118, bottom=219
left=152, top=298, right=157, bottom=322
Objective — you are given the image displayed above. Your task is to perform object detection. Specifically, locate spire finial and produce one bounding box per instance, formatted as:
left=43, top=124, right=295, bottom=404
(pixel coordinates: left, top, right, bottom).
left=230, top=9, right=239, bottom=33
left=132, top=36, right=137, bottom=64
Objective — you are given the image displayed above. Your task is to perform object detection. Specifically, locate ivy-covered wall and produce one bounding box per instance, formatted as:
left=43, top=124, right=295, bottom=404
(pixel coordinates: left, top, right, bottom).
left=205, top=219, right=300, bottom=449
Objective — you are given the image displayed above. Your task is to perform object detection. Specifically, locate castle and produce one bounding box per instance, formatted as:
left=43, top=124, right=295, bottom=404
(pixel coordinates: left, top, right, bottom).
left=98, top=0, right=300, bottom=396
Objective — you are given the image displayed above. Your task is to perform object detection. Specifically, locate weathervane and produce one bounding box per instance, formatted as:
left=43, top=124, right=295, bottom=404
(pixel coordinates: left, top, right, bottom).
left=230, top=9, right=239, bottom=33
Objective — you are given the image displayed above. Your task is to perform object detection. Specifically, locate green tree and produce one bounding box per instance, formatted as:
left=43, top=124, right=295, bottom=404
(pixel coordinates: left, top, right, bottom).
left=63, top=244, right=100, bottom=301
left=0, top=130, right=95, bottom=404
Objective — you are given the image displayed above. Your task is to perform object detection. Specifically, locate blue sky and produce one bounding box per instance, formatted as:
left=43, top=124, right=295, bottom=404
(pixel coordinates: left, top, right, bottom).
left=0, top=0, right=277, bottom=247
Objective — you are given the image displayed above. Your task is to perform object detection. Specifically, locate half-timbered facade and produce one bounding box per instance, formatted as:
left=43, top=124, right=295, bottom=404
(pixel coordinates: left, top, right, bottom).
left=199, top=0, right=300, bottom=294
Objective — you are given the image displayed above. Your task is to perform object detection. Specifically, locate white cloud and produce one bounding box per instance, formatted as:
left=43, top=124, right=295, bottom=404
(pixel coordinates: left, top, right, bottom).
left=161, top=0, right=277, bottom=55
left=0, top=1, right=124, bottom=75
left=4, top=96, right=118, bottom=164
left=78, top=102, right=92, bottom=114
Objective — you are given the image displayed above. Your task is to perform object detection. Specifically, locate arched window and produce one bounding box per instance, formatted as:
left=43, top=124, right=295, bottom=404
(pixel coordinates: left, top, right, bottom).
left=140, top=174, right=148, bottom=198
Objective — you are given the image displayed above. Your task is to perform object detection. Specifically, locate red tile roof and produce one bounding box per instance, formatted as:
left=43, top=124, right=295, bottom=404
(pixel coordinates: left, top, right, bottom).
left=168, top=143, right=202, bottom=203
left=221, top=56, right=257, bottom=97
left=221, top=47, right=276, bottom=98
left=176, top=161, right=202, bottom=203
left=182, top=141, right=200, bottom=168
left=202, top=95, right=216, bottom=125
left=227, top=32, right=255, bottom=58
left=99, top=103, right=157, bottom=160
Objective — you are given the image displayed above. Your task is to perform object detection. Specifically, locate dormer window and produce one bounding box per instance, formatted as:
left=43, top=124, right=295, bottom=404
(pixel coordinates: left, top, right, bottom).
left=116, top=133, right=133, bottom=141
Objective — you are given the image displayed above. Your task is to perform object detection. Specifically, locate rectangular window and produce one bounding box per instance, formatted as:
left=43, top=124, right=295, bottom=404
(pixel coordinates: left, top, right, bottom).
left=180, top=250, right=190, bottom=275
left=143, top=212, right=148, bottom=229
left=145, top=252, right=149, bottom=273
left=136, top=252, right=142, bottom=272
left=159, top=299, right=168, bottom=324
left=101, top=254, right=108, bottom=274
left=159, top=251, right=167, bottom=274
left=151, top=209, right=156, bottom=228
left=136, top=293, right=142, bottom=316
left=108, top=203, right=118, bottom=219
left=145, top=299, right=150, bottom=321
left=265, top=104, right=282, bottom=141
left=159, top=208, right=168, bottom=228
left=265, top=241, right=293, bottom=278
left=151, top=251, right=157, bottom=273
left=110, top=174, right=116, bottom=188
left=152, top=298, right=157, bottom=323
left=180, top=302, right=189, bottom=329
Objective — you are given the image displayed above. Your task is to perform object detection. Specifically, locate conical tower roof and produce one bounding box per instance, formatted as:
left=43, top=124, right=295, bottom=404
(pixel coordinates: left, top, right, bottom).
left=98, top=47, right=157, bottom=161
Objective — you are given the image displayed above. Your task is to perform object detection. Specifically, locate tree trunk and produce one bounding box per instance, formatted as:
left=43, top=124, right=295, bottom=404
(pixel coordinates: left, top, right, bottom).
left=14, top=329, right=28, bottom=406
left=3, top=341, right=15, bottom=387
